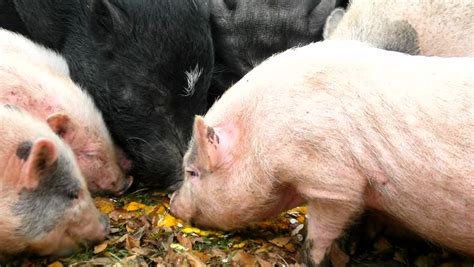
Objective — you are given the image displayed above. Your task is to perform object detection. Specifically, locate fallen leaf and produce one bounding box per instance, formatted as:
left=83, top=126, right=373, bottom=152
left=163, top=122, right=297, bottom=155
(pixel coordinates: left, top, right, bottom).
left=192, top=251, right=211, bottom=262
left=170, top=243, right=188, bottom=253
left=176, top=234, right=193, bottom=250
left=47, top=262, right=63, bottom=267
left=157, top=214, right=179, bottom=228
left=285, top=243, right=296, bottom=252
left=256, top=256, right=273, bottom=267
left=232, top=240, right=248, bottom=249
left=95, top=198, right=116, bottom=214
left=270, top=237, right=291, bottom=247
left=109, top=208, right=135, bottom=221
left=211, top=248, right=227, bottom=258
left=232, top=251, right=258, bottom=266
left=185, top=252, right=207, bottom=267
left=125, top=201, right=146, bottom=212
left=93, top=241, right=108, bottom=254
left=121, top=255, right=148, bottom=267
left=125, top=234, right=141, bottom=252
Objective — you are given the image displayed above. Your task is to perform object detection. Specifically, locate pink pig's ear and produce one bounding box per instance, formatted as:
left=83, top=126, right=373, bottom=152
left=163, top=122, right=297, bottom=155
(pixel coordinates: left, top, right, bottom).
left=46, top=113, right=76, bottom=142
left=21, top=138, right=59, bottom=190
left=193, top=116, right=236, bottom=172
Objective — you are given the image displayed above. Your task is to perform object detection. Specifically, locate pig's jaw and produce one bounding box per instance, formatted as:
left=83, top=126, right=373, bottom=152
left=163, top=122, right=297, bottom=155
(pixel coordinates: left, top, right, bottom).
left=258, top=185, right=306, bottom=221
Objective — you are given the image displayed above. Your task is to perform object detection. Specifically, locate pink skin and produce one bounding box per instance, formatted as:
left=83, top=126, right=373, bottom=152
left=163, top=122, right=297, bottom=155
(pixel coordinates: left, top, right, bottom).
left=171, top=41, right=474, bottom=264
left=0, top=54, right=131, bottom=196
left=0, top=119, right=108, bottom=258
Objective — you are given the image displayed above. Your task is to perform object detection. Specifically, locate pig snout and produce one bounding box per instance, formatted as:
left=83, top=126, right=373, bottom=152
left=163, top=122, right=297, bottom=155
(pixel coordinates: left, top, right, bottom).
left=169, top=187, right=195, bottom=224
left=97, top=214, right=110, bottom=241
left=91, top=174, right=133, bottom=197
left=84, top=213, right=110, bottom=246
left=111, top=175, right=134, bottom=196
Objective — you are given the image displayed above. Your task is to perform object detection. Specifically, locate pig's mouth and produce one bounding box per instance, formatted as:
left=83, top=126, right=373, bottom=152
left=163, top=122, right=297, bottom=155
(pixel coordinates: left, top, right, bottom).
left=114, top=175, right=134, bottom=196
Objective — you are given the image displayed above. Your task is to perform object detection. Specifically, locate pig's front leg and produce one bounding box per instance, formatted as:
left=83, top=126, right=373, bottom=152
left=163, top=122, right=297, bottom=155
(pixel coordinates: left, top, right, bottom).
left=303, top=199, right=363, bottom=266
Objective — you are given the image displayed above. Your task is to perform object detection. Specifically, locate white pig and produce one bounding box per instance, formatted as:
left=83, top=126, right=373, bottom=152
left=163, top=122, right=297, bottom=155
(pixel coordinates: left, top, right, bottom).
left=0, top=104, right=108, bottom=260
left=171, top=41, right=474, bottom=265
left=0, top=29, right=132, bottom=195
left=324, top=0, right=474, bottom=56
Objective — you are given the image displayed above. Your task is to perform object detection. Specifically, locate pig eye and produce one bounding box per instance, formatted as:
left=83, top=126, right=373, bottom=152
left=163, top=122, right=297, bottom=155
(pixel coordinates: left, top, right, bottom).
left=79, top=151, right=98, bottom=160
left=67, top=191, right=79, bottom=199
left=186, top=169, right=199, bottom=178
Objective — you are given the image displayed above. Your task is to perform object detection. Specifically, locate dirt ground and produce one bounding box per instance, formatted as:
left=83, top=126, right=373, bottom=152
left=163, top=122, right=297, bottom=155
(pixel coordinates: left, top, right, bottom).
left=10, top=189, right=474, bottom=267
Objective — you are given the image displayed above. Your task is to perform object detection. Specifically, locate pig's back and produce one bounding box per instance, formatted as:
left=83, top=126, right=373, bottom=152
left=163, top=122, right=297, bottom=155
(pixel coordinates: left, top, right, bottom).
left=329, top=0, right=474, bottom=56
left=0, top=50, right=109, bottom=139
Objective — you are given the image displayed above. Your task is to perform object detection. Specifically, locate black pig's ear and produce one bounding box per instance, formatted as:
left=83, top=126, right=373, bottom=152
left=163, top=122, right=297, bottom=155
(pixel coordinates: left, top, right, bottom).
left=89, top=0, right=131, bottom=48
left=307, top=0, right=339, bottom=37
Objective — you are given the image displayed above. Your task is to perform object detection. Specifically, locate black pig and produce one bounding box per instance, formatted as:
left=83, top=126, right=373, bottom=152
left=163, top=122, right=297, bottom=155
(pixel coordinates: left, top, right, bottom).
left=208, top=0, right=345, bottom=104
left=4, top=0, right=214, bottom=190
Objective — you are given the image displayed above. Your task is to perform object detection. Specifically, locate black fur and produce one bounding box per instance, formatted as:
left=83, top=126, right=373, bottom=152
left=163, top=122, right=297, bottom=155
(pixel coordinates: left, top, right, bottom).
left=208, top=0, right=341, bottom=105
left=11, top=154, right=81, bottom=238
left=0, top=0, right=28, bottom=35
left=4, top=0, right=214, bottom=189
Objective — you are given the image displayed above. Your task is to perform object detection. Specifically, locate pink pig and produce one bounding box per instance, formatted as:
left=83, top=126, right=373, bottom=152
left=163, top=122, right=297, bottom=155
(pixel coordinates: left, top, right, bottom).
left=324, top=0, right=474, bottom=56
left=0, top=105, right=108, bottom=260
left=171, top=41, right=474, bottom=265
left=0, top=29, right=132, bottom=196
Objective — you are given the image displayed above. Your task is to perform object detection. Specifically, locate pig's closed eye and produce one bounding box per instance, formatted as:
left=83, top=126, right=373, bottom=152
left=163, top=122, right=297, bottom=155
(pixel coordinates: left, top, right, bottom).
left=186, top=169, right=199, bottom=178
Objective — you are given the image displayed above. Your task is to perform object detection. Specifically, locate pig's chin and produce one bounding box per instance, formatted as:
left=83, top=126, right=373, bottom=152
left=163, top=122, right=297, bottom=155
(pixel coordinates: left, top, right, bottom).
left=263, top=186, right=307, bottom=218
left=194, top=194, right=306, bottom=231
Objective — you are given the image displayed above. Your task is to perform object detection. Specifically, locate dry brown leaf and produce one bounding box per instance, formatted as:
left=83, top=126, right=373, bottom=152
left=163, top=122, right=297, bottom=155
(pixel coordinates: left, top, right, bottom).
left=120, top=255, right=148, bottom=267
left=192, top=251, right=211, bottom=262
left=176, top=233, right=193, bottom=250
left=270, top=236, right=291, bottom=247
left=185, top=252, right=207, bottom=267
left=211, top=248, right=227, bottom=258
left=93, top=241, right=108, bottom=254
left=125, top=234, right=141, bottom=252
left=256, top=256, right=274, bottom=267
left=109, top=208, right=135, bottom=221
left=109, top=233, right=128, bottom=245
left=233, top=251, right=258, bottom=266
left=255, top=243, right=273, bottom=254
